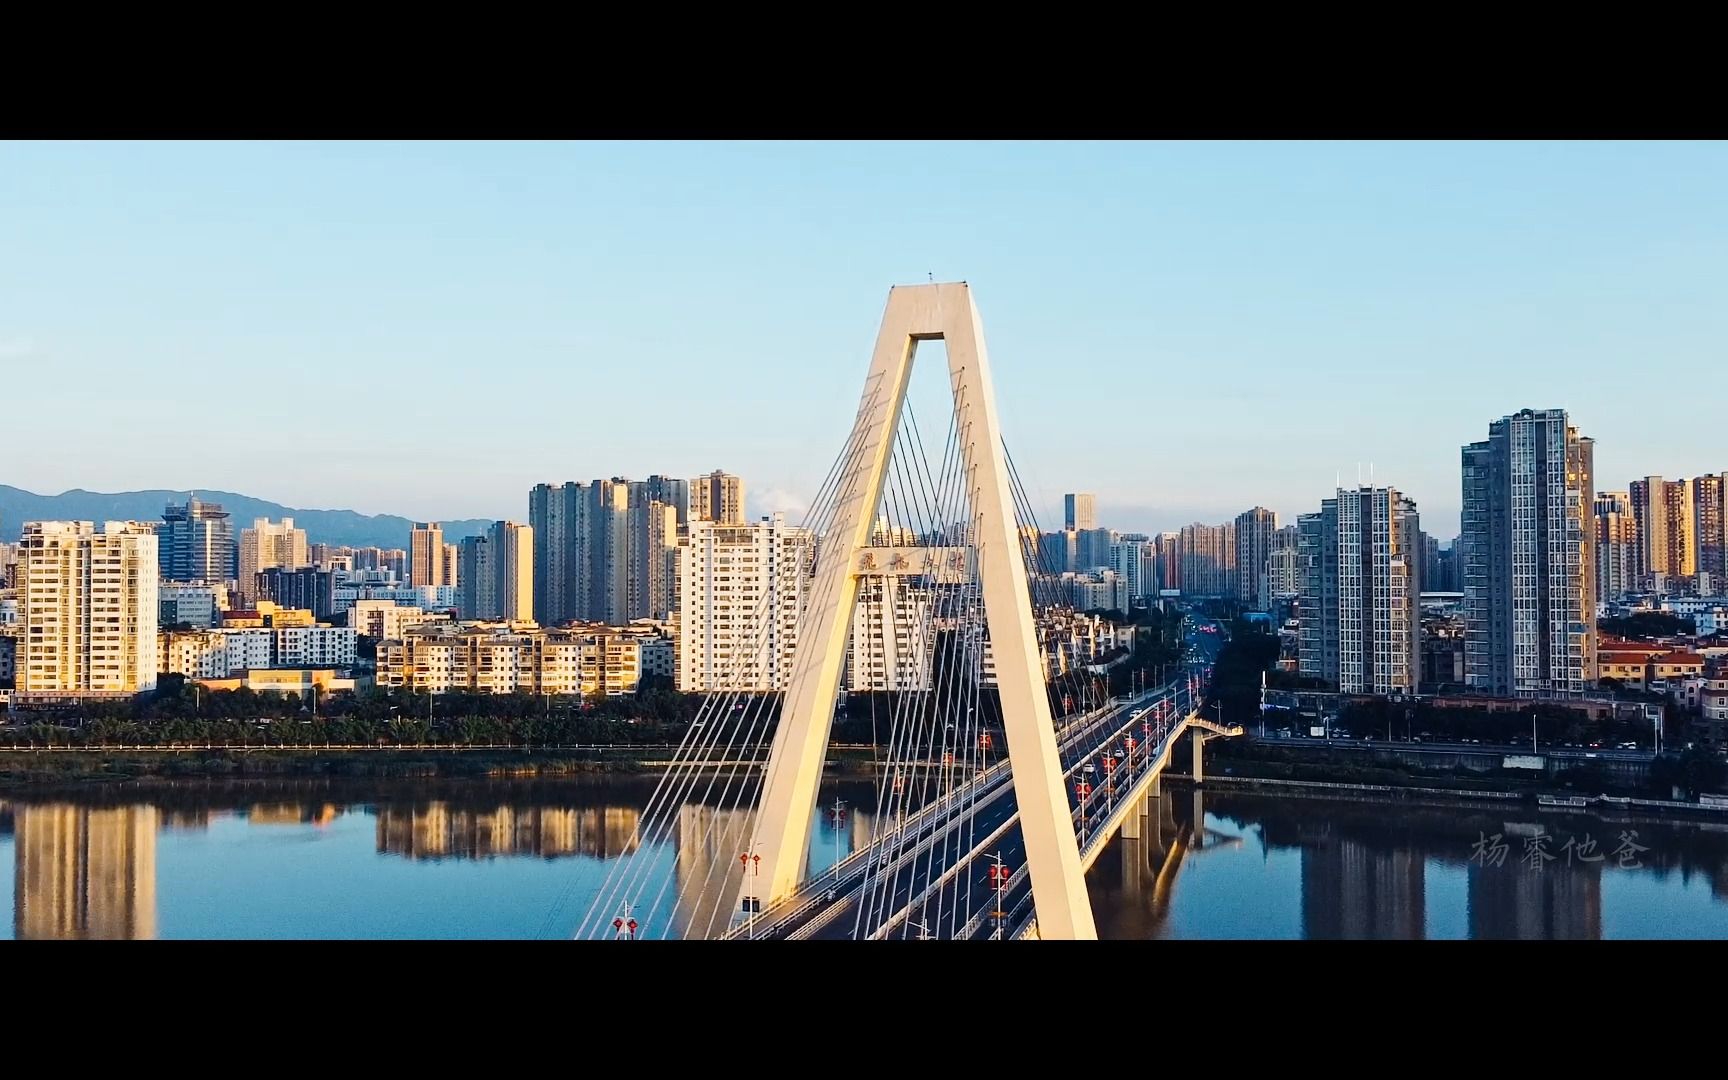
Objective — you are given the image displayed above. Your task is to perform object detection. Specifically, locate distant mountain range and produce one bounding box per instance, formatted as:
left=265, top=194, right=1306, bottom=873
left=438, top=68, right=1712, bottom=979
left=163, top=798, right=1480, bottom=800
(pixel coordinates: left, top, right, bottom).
left=0, top=485, right=492, bottom=549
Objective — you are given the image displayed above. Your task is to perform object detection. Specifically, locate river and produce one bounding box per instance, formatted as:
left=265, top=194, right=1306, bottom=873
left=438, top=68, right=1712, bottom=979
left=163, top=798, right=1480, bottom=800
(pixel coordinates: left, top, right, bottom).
left=3, top=777, right=1726, bottom=939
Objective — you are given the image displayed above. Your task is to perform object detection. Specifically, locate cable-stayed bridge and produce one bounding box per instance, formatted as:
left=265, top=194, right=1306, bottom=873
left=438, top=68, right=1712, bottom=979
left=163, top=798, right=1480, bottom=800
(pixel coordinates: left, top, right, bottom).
left=568, top=283, right=1242, bottom=941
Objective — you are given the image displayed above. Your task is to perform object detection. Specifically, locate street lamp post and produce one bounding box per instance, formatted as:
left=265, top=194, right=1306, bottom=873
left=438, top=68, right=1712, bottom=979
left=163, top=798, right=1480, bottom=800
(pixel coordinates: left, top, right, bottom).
left=987, top=851, right=1009, bottom=939
left=831, top=797, right=847, bottom=883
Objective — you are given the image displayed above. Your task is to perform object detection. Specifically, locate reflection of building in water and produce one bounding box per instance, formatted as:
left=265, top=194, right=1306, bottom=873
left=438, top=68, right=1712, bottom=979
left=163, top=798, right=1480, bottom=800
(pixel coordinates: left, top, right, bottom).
left=375, top=804, right=638, bottom=860
left=1302, top=835, right=1425, bottom=940
left=14, top=804, right=158, bottom=940
left=1468, top=860, right=1602, bottom=940
left=1711, top=861, right=1728, bottom=903
left=248, top=804, right=340, bottom=827
left=666, top=800, right=882, bottom=939
left=161, top=809, right=213, bottom=832
left=674, top=804, right=755, bottom=940
left=808, top=802, right=877, bottom=873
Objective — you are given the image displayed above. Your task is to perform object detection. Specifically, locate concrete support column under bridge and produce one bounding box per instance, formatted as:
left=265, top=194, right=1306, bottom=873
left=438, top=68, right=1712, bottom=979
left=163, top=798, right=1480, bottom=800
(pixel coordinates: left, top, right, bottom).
left=1120, top=794, right=1142, bottom=839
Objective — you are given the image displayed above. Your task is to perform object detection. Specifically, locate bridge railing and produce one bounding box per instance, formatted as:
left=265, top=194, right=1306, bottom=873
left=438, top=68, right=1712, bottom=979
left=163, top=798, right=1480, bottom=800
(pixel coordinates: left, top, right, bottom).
left=733, top=665, right=1216, bottom=940
left=868, top=689, right=1199, bottom=940
left=738, top=689, right=1164, bottom=939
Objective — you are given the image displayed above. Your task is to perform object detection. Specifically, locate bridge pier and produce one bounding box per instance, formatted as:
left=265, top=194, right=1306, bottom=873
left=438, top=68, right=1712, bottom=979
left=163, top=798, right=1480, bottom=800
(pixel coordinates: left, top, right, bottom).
left=1121, top=835, right=1144, bottom=899
left=1120, top=794, right=1143, bottom=840
left=1148, top=770, right=1161, bottom=799
left=1191, top=788, right=1205, bottom=849
left=1191, top=728, right=1205, bottom=784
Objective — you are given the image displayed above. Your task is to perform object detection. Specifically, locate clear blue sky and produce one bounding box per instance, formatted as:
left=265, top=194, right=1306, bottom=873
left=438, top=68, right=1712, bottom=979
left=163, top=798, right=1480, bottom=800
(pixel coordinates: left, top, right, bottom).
left=3, top=140, right=1724, bottom=539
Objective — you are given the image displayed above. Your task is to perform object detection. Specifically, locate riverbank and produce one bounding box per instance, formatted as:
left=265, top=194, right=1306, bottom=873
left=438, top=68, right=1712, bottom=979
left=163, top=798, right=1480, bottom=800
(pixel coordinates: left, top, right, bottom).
left=1170, top=771, right=1728, bottom=822
left=1209, top=736, right=1670, bottom=792
left=0, top=746, right=885, bottom=787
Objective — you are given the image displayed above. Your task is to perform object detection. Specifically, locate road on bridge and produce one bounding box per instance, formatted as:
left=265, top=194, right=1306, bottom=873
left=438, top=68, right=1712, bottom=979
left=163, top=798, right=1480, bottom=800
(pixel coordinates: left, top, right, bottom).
left=741, top=620, right=1227, bottom=940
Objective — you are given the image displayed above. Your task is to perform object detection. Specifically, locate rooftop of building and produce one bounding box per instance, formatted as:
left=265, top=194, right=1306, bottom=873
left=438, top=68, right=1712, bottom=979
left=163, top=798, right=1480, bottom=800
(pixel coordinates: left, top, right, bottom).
left=1658, top=653, right=1707, bottom=666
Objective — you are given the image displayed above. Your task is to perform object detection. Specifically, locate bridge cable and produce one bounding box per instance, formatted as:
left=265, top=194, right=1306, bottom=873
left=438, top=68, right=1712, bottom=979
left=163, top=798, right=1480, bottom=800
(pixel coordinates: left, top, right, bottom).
left=566, top=376, right=884, bottom=938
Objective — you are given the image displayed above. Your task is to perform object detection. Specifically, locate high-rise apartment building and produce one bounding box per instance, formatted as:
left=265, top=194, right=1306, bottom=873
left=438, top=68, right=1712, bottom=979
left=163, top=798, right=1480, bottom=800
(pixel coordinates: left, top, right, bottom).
left=1064, top=493, right=1096, bottom=532
left=442, top=543, right=460, bottom=590
left=1075, top=527, right=1113, bottom=572
left=1419, top=533, right=1442, bottom=592
left=1297, top=487, right=1420, bottom=695
left=255, top=566, right=337, bottom=621
left=456, top=539, right=484, bottom=620
left=588, top=479, right=632, bottom=624
left=1178, top=522, right=1234, bottom=597
left=1108, top=536, right=1152, bottom=604
left=530, top=482, right=589, bottom=626
left=1461, top=409, right=1596, bottom=698
left=1154, top=533, right=1180, bottom=593
left=1, top=538, right=20, bottom=588
left=635, top=476, right=692, bottom=527
left=237, top=518, right=309, bottom=602
left=494, top=522, right=534, bottom=624
left=1629, top=477, right=1695, bottom=592
left=457, top=522, right=534, bottom=622
left=848, top=578, right=935, bottom=691
left=16, top=521, right=159, bottom=696
left=1262, top=525, right=1302, bottom=603
left=677, top=513, right=811, bottom=692
left=1692, top=473, right=1725, bottom=579
left=409, top=523, right=446, bottom=588
left=1038, top=530, right=1077, bottom=576
left=160, top=497, right=235, bottom=583
left=1435, top=540, right=1462, bottom=593
left=1234, top=507, right=1280, bottom=609
left=630, top=499, right=680, bottom=621
left=690, top=470, right=745, bottom=526
left=1593, top=491, right=1638, bottom=604
left=532, top=478, right=692, bottom=627
left=159, top=580, right=227, bottom=629
left=1069, top=569, right=1127, bottom=615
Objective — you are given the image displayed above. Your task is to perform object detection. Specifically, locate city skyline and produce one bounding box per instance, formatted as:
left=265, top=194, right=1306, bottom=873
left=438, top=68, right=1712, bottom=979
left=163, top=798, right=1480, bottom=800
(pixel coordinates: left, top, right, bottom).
left=4, top=141, right=1726, bottom=536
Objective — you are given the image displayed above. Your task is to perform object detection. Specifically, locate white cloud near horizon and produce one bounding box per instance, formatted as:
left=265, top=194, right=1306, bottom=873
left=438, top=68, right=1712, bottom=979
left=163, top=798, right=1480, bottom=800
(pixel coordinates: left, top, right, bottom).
left=746, top=486, right=809, bottom=522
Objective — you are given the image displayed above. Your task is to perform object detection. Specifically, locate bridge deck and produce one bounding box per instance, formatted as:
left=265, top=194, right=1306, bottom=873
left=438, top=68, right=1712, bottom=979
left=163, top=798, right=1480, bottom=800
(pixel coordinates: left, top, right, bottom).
left=729, top=628, right=1232, bottom=940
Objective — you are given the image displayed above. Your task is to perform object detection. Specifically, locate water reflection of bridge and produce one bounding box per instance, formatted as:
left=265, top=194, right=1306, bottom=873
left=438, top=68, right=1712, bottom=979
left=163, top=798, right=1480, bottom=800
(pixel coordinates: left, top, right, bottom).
left=1092, top=787, right=1235, bottom=939
left=1098, top=788, right=1615, bottom=940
